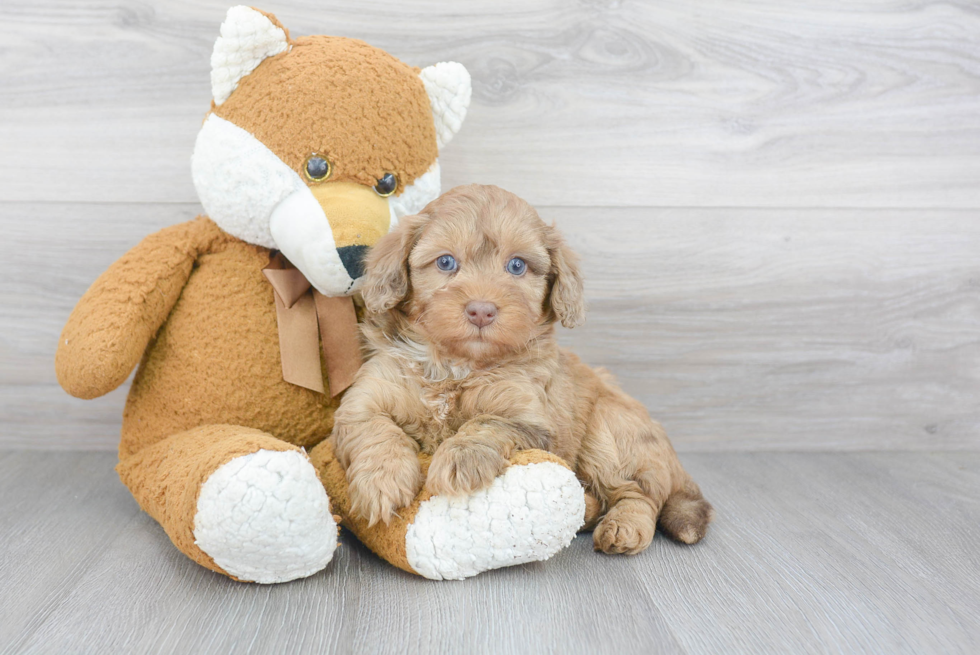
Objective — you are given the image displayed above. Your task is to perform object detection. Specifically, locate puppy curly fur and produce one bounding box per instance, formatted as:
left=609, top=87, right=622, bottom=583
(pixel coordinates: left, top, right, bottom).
left=332, top=184, right=712, bottom=554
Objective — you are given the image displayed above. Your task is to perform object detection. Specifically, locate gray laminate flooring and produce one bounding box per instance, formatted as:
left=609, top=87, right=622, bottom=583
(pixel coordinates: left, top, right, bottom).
left=1, top=450, right=977, bottom=655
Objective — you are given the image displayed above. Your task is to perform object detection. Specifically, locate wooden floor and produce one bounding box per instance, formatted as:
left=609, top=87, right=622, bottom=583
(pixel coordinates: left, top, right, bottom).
left=1, top=450, right=977, bottom=655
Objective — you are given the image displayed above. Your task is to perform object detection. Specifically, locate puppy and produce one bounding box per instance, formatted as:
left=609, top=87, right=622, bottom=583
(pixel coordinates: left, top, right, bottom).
left=332, top=184, right=712, bottom=554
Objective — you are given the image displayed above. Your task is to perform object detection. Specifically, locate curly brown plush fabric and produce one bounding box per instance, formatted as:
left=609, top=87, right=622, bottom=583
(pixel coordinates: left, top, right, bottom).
left=56, top=219, right=221, bottom=401
left=117, top=424, right=305, bottom=578
left=215, top=35, right=438, bottom=195
left=118, top=219, right=338, bottom=458
left=58, top=217, right=339, bottom=460
left=55, top=216, right=343, bottom=576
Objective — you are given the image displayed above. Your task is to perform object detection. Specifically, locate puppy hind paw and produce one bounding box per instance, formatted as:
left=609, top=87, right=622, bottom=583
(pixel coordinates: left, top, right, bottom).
left=593, top=507, right=655, bottom=555
left=425, top=442, right=508, bottom=497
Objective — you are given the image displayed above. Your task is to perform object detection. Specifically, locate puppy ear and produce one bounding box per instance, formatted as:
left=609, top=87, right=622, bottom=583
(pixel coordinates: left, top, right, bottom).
left=546, top=226, right=586, bottom=328
left=361, top=214, right=425, bottom=313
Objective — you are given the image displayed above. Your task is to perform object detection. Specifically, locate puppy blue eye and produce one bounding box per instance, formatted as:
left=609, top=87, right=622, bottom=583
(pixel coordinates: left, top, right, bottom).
left=506, top=257, right=526, bottom=276
left=436, top=254, right=457, bottom=272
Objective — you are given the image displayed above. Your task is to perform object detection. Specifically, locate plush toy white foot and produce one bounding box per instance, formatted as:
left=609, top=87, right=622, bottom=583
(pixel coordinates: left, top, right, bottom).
left=405, top=460, right=586, bottom=580
left=193, top=449, right=338, bottom=583
left=312, top=444, right=586, bottom=580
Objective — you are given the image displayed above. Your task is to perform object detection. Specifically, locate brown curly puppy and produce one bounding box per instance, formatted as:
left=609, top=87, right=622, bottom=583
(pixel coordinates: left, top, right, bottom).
left=332, top=184, right=712, bottom=554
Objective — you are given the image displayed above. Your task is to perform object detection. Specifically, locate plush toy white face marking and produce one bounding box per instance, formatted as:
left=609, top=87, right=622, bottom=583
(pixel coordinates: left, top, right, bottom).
left=192, top=6, right=471, bottom=297
left=389, top=161, right=442, bottom=220
left=192, top=115, right=448, bottom=295
left=192, top=114, right=295, bottom=250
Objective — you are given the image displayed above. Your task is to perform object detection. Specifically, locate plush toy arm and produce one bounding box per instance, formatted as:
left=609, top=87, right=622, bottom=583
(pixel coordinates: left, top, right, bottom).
left=55, top=217, right=222, bottom=399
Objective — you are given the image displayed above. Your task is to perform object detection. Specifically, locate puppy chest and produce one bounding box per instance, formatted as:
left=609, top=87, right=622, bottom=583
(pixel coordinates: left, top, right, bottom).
left=405, top=381, right=472, bottom=449
left=420, top=385, right=460, bottom=424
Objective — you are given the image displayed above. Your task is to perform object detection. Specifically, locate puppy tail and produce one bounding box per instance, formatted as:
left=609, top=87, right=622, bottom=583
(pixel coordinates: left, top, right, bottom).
left=658, top=482, right=713, bottom=545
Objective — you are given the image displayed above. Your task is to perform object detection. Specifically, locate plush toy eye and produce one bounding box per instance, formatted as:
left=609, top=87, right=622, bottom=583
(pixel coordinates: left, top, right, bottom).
left=374, top=173, right=397, bottom=197
left=304, top=155, right=331, bottom=181
left=506, top=257, right=527, bottom=276
left=436, top=254, right=457, bottom=272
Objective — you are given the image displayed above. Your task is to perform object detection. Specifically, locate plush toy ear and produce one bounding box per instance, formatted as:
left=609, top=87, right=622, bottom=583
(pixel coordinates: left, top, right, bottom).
left=419, top=62, right=472, bottom=149
left=361, top=214, right=427, bottom=313
left=545, top=225, right=586, bottom=328
left=210, top=6, right=289, bottom=106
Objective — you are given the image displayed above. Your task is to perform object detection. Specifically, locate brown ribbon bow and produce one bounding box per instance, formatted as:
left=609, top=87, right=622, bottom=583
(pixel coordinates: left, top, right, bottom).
left=263, top=253, right=362, bottom=396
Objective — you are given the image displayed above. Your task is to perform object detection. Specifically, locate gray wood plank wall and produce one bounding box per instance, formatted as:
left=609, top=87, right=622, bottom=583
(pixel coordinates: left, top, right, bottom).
left=2, top=0, right=978, bottom=450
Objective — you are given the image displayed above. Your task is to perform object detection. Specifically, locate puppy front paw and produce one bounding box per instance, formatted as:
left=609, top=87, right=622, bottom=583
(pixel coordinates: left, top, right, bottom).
left=347, top=455, right=421, bottom=527
left=426, top=441, right=508, bottom=497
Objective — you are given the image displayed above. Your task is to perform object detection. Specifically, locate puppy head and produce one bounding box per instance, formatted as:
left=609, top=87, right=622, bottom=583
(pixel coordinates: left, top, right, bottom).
left=361, top=184, right=585, bottom=363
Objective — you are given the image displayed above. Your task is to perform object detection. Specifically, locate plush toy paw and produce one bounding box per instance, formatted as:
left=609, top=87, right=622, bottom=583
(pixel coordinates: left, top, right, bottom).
left=313, top=443, right=586, bottom=581
left=193, top=449, right=338, bottom=583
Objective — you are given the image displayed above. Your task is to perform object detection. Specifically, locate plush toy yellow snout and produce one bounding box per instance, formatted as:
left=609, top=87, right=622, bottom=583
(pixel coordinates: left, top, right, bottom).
left=310, top=181, right=392, bottom=280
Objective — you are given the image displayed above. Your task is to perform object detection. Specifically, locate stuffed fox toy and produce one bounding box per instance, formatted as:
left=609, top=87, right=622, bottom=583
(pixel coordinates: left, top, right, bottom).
left=55, top=6, right=585, bottom=583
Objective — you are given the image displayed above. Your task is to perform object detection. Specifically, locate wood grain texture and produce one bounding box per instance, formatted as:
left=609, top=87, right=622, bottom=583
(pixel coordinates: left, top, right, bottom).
left=1, top=202, right=198, bottom=449
left=554, top=206, right=980, bottom=451
left=0, top=452, right=141, bottom=653
left=1, top=0, right=979, bottom=207
left=3, top=2, right=978, bottom=652
left=4, top=203, right=977, bottom=451
left=1, top=451, right=977, bottom=654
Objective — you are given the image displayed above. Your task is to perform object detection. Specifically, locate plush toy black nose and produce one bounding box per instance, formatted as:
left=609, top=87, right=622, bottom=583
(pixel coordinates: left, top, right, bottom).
left=337, top=245, right=369, bottom=280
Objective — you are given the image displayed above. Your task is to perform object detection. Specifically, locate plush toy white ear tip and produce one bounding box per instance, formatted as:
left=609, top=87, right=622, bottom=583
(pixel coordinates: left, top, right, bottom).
left=420, top=62, right=472, bottom=149
left=210, top=5, right=289, bottom=106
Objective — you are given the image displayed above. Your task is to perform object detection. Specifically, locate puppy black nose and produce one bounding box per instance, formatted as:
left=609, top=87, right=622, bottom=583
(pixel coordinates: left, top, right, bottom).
left=337, top=245, right=369, bottom=280
left=465, top=301, right=498, bottom=328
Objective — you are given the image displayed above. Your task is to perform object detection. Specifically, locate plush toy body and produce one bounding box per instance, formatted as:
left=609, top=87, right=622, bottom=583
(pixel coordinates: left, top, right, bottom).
left=55, top=7, right=584, bottom=583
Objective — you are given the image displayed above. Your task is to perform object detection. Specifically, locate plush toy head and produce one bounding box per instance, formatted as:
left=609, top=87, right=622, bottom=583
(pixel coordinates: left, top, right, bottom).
left=192, top=6, right=471, bottom=296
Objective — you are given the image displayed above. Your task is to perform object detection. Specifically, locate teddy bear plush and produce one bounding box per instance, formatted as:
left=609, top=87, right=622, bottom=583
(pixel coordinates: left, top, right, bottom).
left=55, top=6, right=585, bottom=583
